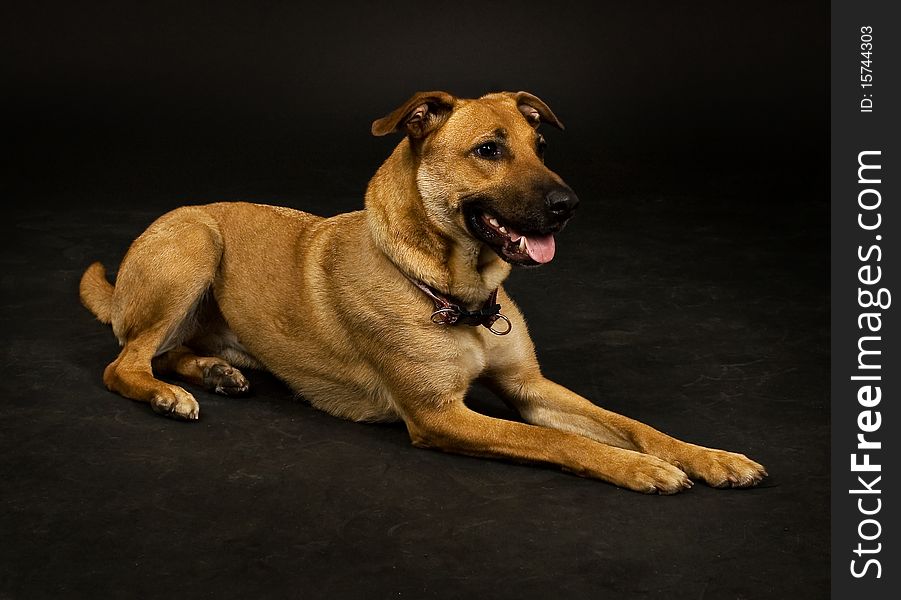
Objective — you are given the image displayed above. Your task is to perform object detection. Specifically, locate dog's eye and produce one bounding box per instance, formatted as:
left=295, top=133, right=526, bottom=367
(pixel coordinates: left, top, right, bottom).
left=536, top=134, right=547, bottom=158
left=474, top=141, right=501, bottom=159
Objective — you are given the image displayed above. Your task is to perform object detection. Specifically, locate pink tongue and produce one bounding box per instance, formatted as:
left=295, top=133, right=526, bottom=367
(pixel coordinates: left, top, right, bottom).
left=523, top=234, right=556, bottom=264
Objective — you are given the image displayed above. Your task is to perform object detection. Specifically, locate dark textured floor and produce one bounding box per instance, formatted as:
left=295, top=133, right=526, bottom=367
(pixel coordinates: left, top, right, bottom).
left=1, top=133, right=829, bottom=598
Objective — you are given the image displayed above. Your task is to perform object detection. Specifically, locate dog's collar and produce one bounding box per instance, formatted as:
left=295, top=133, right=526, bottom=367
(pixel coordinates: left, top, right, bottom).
left=409, top=279, right=512, bottom=336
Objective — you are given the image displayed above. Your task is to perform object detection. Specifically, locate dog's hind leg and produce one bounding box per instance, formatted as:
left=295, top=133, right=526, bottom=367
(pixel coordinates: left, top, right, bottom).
left=152, top=345, right=250, bottom=396
left=101, top=207, right=225, bottom=421
left=104, top=335, right=203, bottom=420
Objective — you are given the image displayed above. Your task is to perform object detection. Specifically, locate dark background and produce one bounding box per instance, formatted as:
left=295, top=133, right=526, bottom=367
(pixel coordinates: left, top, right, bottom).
left=2, top=1, right=828, bottom=598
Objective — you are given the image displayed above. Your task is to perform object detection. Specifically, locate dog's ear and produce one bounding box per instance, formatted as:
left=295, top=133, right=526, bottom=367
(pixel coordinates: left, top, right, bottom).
left=371, top=91, right=457, bottom=138
left=507, top=91, right=565, bottom=131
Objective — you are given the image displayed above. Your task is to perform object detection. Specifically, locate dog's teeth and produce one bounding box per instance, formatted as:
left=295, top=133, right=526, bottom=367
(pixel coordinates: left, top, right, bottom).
left=498, top=226, right=507, bottom=234
left=519, top=237, right=526, bottom=251
left=489, top=218, right=500, bottom=228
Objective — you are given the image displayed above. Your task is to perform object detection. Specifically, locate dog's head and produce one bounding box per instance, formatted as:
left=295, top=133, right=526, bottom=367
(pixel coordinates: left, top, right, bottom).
left=372, top=91, right=578, bottom=267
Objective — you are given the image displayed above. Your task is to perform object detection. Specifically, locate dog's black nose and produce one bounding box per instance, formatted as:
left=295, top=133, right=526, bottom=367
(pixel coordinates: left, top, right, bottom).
left=546, top=187, right=580, bottom=218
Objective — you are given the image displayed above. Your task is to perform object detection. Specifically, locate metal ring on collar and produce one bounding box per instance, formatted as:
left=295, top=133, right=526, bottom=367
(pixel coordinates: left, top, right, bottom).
left=430, top=307, right=458, bottom=325
left=487, top=314, right=512, bottom=336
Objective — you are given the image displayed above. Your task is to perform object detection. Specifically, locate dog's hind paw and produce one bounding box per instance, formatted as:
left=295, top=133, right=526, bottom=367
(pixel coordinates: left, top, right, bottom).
left=203, top=363, right=250, bottom=396
left=150, top=386, right=201, bottom=421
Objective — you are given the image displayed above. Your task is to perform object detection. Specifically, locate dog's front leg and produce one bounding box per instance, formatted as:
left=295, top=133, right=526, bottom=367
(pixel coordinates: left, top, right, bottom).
left=401, top=398, right=692, bottom=494
left=485, top=372, right=767, bottom=489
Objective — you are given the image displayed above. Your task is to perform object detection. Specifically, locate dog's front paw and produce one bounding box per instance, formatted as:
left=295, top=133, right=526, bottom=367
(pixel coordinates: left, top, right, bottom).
left=150, top=385, right=200, bottom=421
left=678, top=446, right=767, bottom=489
left=614, top=454, right=694, bottom=495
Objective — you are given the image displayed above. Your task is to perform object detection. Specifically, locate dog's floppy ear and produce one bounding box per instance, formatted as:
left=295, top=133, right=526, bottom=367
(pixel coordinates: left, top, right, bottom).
left=507, top=91, right=565, bottom=131
left=371, top=91, right=456, bottom=138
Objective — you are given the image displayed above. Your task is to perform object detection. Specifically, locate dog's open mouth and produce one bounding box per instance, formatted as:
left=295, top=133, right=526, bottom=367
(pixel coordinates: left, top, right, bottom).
left=465, top=208, right=556, bottom=266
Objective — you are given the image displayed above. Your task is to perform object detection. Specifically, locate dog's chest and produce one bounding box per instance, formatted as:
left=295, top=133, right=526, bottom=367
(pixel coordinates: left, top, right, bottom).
left=449, top=330, right=489, bottom=381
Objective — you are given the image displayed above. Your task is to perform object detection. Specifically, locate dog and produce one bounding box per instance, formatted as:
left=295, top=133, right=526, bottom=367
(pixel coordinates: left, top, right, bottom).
left=79, top=90, right=766, bottom=494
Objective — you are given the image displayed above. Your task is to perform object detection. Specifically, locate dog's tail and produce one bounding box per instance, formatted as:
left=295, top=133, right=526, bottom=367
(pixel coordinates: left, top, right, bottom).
left=79, top=261, right=114, bottom=324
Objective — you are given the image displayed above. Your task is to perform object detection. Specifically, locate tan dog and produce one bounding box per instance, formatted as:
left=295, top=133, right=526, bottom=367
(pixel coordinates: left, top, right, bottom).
left=79, top=91, right=766, bottom=494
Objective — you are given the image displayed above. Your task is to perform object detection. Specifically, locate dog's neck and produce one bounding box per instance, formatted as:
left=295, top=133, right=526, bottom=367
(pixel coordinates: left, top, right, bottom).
left=365, top=139, right=511, bottom=306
